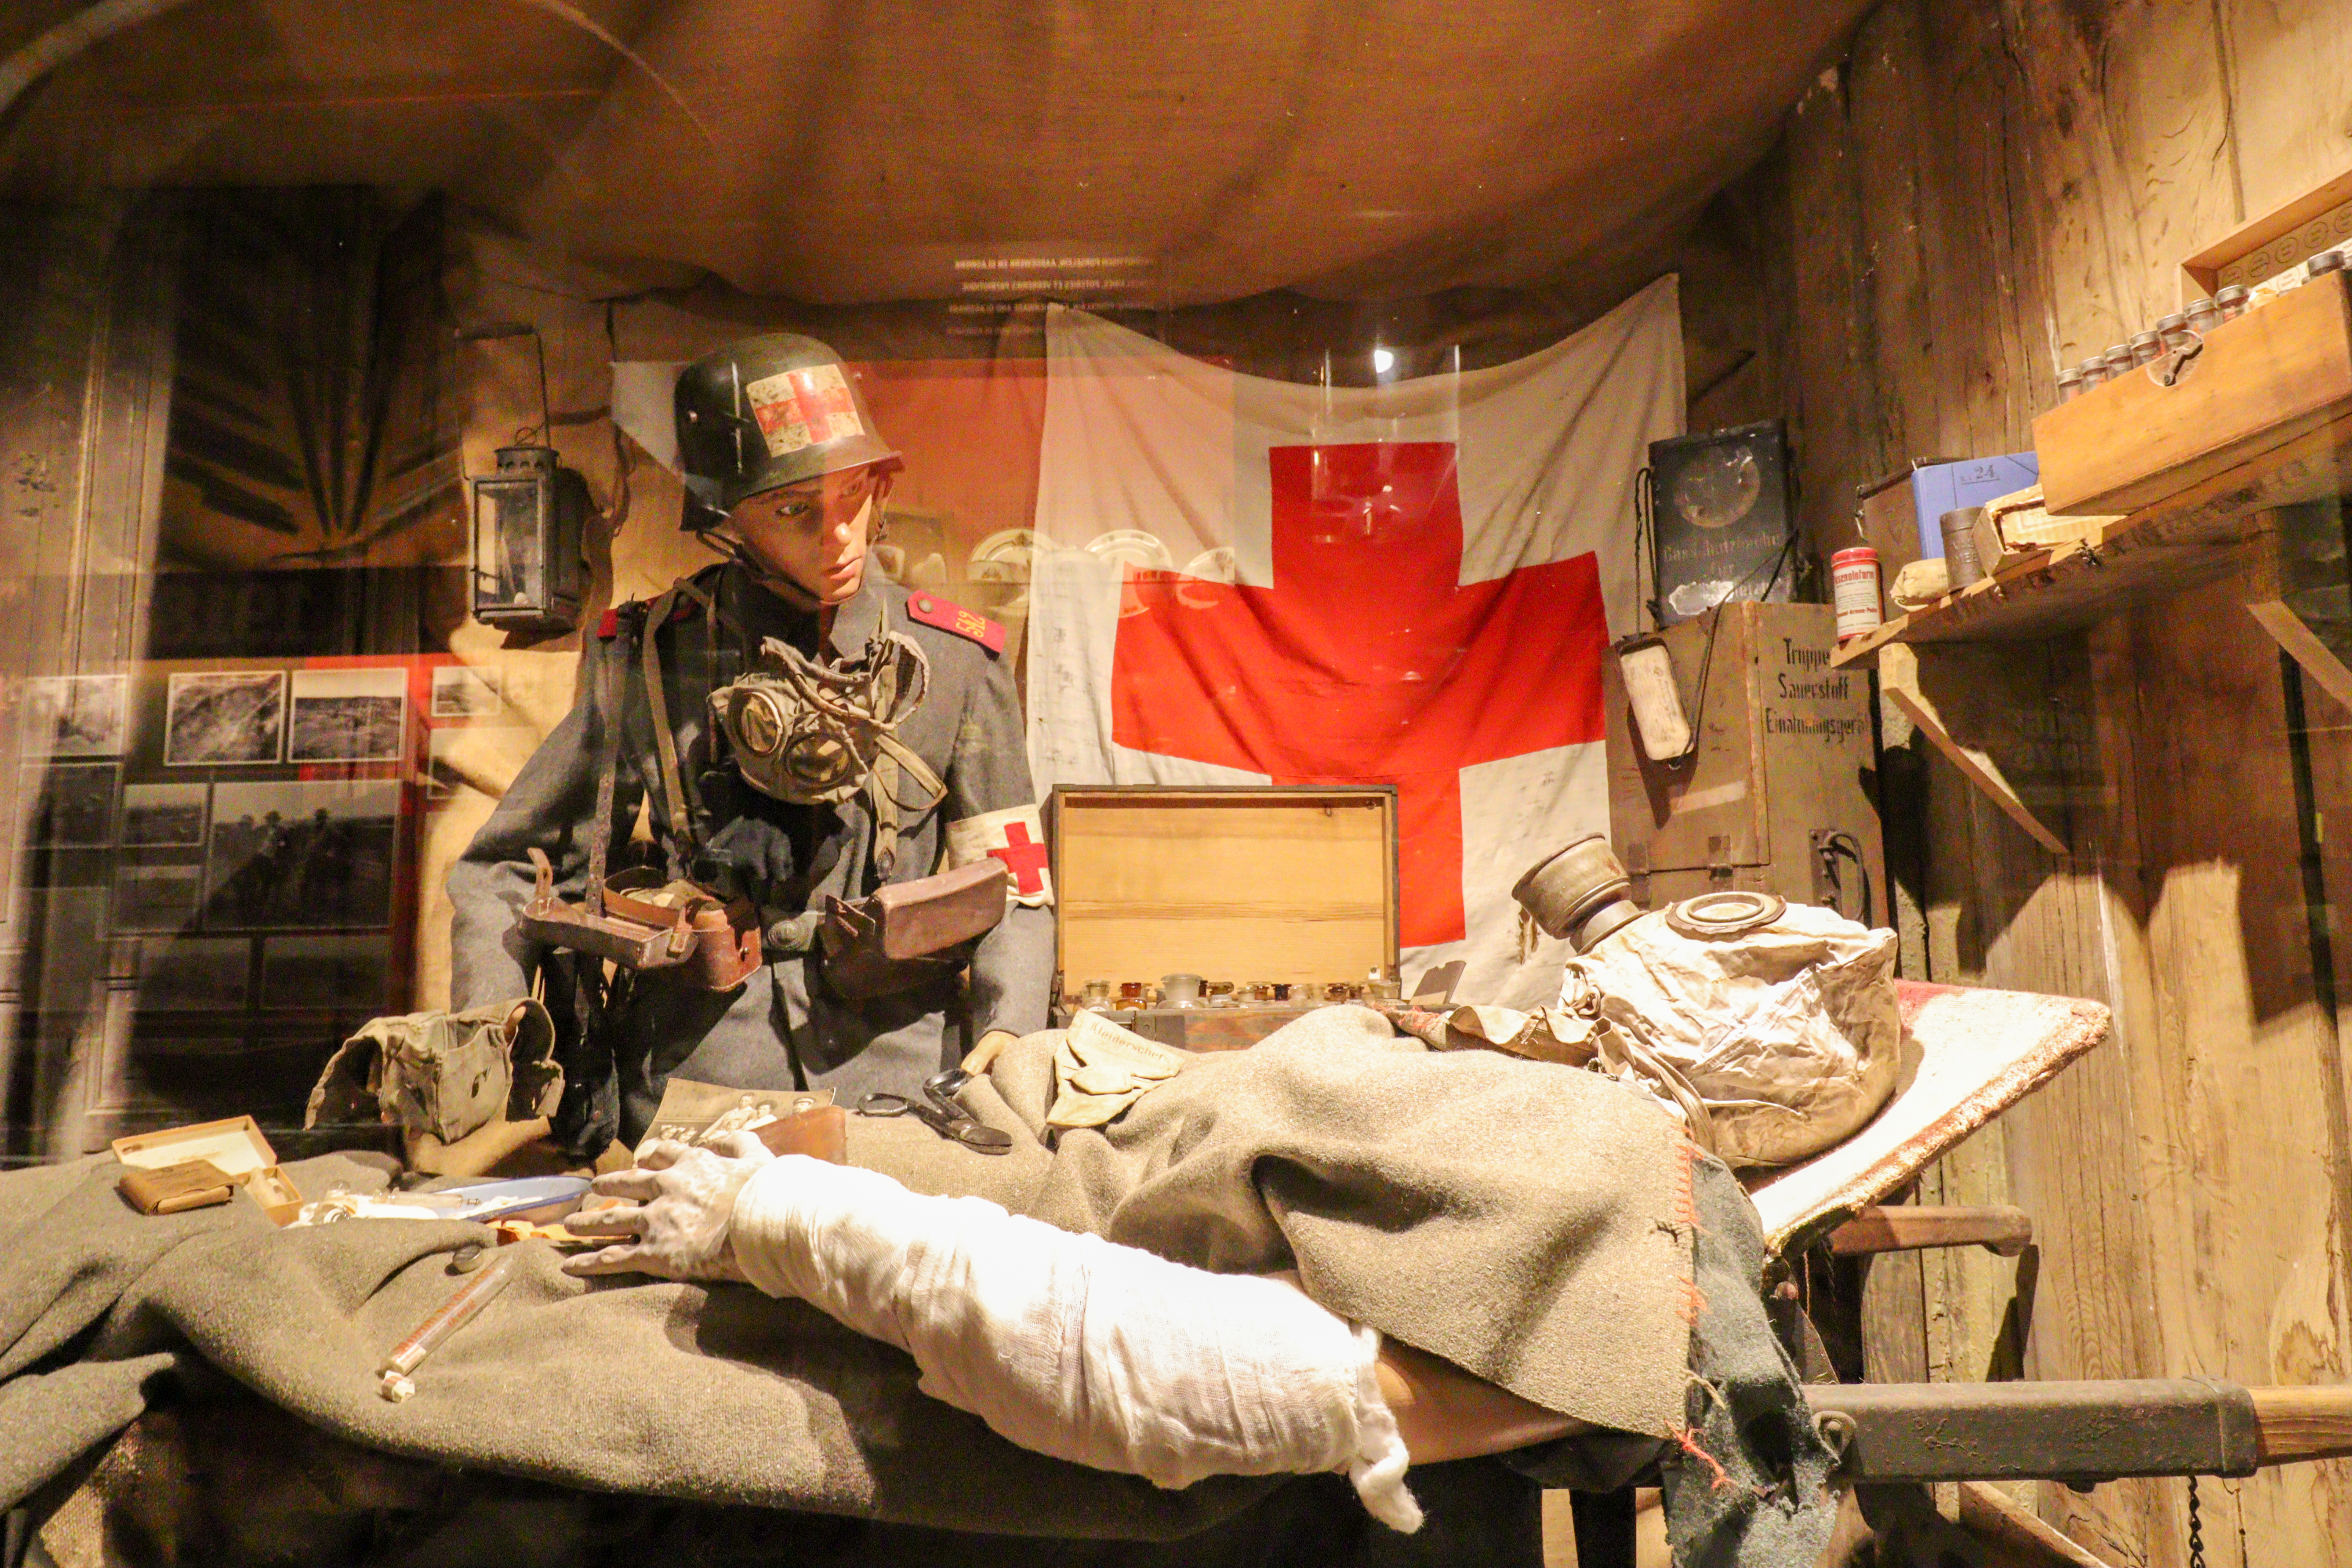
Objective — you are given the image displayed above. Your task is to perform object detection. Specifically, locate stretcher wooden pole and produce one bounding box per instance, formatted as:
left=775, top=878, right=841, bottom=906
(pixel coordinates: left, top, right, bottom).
left=2250, top=1385, right=2352, bottom=1465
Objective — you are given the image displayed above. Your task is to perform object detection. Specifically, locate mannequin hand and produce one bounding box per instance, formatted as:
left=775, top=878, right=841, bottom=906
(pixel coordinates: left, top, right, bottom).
left=964, top=1029, right=1020, bottom=1075
left=562, top=1132, right=775, bottom=1282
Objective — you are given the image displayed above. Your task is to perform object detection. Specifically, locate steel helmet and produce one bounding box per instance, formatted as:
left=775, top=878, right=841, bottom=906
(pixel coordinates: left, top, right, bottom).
left=674, top=334, right=901, bottom=528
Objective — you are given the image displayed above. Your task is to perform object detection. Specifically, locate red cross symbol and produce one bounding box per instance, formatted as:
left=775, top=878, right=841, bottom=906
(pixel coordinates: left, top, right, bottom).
left=1110, top=442, right=1607, bottom=947
left=989, top=820, right=1053, bottom=896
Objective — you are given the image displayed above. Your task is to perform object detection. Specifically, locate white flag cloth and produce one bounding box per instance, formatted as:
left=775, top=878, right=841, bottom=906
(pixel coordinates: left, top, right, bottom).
left=1026, top=279, right=1682, bottom=1007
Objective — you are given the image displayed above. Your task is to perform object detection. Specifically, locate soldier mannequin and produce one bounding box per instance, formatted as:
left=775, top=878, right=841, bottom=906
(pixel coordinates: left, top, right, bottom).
left=448, top=335, right=1053, bottom=1151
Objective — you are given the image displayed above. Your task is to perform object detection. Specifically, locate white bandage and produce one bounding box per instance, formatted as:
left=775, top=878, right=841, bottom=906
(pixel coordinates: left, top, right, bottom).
left=728, top=1157, right=1421, bottom=1531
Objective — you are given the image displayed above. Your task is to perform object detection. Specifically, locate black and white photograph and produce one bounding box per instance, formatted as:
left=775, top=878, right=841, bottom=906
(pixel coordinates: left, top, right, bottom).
left=430, top=663, right=503, bottom=719
left=261, top=933, right=390, bottom=1010
left=134, top=936, right=251, bottom=1012
left=203, top=780, right=398, bottom=930
left=22, top=675, right=127, bottom=757
left=122, top=782, right=209, bottom=847
left=27, top=763, right=118, bottom=846
left=112, top=862, right=205, bottom=932
left=164, top=671, right=285, bottom=766
left=288, top=668, right=407, bottom=763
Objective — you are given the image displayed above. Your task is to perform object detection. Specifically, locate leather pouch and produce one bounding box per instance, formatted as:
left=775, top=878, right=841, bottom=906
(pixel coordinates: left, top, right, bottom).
left=820, top=860, right=1009, bottom=998
left=119, top=1159, right=238, bottom=1215
left=518, top=855, right=763, bottom=987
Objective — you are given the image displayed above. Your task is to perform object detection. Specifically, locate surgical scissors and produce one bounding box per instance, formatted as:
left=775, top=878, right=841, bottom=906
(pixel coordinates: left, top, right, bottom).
left=857, top=1068, right=1013, bottom=1154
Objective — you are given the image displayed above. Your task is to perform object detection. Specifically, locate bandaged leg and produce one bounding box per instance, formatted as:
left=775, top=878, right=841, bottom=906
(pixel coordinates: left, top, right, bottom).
left=728, top=1156, right=1423, bottom=1532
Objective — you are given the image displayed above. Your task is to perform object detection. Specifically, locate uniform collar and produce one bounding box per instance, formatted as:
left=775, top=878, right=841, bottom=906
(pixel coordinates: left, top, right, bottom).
left=823, top=574, right=898, bottom=657
left=718, top=562, right=897, bottom=656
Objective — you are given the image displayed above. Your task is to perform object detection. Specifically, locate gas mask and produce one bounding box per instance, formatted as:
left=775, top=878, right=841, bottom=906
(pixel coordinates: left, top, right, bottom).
left=710, top=628, right=943, bottom=874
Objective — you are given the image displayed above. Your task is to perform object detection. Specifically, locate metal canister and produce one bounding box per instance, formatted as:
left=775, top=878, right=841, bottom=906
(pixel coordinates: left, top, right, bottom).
left=2101, top=343, right=2134, bottom=379
left=2056, top=365, right=2087, bottom=402
left=2311, top=247, right=2347, bottom=280
left=1831, top=547, right=1884, bottom=639
left=1940, top=506, right=1986, bottom=590
left=2129, top=330, right=2163, bottom=365
left=2184, top=298, right=2222, bottom=335
left=2078, top=357, right=2110, bottom=389
left=2216, top=284, right=2250, bottom=320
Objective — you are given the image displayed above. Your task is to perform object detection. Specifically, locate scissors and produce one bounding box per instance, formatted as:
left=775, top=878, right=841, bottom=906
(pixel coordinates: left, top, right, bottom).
left=858, top=1067, right=1014, bottom=1154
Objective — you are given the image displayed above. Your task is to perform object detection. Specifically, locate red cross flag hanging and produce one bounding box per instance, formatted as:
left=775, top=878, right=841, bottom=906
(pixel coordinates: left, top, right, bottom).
left=1026, top=281, right=1682, bottom=1006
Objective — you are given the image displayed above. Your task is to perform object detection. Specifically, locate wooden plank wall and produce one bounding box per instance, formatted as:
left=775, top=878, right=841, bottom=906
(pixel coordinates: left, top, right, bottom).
left=1685, top=0, right=2352, bottom=1561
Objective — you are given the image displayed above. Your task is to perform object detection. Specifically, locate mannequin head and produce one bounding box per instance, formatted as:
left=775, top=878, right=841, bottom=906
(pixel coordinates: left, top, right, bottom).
left=721, top=461, right=892, bottom=608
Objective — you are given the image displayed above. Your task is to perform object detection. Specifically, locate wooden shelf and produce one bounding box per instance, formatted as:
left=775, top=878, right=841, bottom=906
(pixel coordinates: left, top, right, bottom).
left=1833, top=406, right=2352, bottom=668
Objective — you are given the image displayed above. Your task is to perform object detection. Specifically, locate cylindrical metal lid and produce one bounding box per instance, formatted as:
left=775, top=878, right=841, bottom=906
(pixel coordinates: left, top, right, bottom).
left=2310, top=247, right=2346, bottom=276
left=2079, top=358, right=2109, bottom=386
left=2129, top=331, right=2162, bottom=363
left=1512, top=835, right=1643, bottom=952
left=2056, top=366, right=2086, bottom=398
left=2216, top=284, right=2250, bottom=317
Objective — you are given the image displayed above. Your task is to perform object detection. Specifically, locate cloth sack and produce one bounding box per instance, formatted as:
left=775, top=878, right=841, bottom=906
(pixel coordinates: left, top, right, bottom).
left=1402, top=901, right=1900, bottom=1167
left=305, top=998, right=563, bottom=1143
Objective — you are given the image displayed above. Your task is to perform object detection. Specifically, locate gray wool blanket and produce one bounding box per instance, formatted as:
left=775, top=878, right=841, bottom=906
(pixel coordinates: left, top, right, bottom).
left=3, top=1007, right=1704, bottom=1541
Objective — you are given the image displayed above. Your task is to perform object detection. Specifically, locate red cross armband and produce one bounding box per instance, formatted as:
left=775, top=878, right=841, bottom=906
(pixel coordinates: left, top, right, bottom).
left=945, top=804, right=1054, bottom=908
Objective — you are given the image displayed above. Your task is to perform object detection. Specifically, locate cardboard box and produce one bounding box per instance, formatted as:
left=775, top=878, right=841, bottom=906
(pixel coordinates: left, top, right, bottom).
left=1855, top=452, right=2042, bottom=569
left=1049, top=785, right=1399, bottom=1050
left=112, top=1115, right=303, bottom=1224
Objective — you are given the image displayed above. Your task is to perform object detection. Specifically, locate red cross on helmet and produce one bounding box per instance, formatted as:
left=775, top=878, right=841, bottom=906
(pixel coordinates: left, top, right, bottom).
left=673, top=334, right=903, bottom=530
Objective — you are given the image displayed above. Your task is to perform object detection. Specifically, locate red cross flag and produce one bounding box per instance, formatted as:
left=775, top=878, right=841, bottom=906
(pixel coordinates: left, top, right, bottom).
left=1026, top=283, right=1682, bottom=1007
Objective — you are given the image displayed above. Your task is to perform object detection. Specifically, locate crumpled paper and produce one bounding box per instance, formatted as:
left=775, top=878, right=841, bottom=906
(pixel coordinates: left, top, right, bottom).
left=1048, top=1011, right=1189, bottom=1129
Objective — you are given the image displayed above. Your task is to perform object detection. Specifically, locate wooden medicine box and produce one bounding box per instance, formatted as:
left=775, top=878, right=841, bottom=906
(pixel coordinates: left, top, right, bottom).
left=1048, top=785, right=1399, bottom=1051
left=2034, top=271, right=2352, bottom=518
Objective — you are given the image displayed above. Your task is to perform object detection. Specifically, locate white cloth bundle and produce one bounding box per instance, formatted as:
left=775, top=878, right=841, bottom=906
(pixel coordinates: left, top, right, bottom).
left=728, top=1155, right=1424, bottom=1531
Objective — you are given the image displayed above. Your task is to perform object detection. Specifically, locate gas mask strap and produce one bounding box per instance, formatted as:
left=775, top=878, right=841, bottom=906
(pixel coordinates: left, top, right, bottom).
left=638, top=583, right=702, bottom=860
left=587, top=628, right=625, bottom=904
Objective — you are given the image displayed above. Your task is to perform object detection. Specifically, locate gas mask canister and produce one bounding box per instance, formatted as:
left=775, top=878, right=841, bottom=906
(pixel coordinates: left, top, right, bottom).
left=711, top=628, right=942, bottom=875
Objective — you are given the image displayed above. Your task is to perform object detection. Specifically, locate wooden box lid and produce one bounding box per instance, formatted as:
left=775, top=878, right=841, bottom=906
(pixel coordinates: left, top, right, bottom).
left=1050, top=786, right=1398, bottom=992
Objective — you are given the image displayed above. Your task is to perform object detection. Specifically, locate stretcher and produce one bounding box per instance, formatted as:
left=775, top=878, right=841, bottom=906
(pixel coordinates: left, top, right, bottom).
left=1570, top=978, right=2352, bottom=1567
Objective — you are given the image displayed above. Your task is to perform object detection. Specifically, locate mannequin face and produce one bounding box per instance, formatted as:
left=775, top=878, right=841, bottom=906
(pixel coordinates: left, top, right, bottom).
left=726, top=464, right=889, bottom=607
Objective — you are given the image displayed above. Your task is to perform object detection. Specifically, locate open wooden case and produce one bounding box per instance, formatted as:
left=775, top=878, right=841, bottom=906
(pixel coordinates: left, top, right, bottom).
left=1048, top=785, right=1399, bottom=1051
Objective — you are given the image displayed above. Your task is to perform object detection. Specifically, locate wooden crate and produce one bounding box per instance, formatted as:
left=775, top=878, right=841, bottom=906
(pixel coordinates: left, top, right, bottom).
left=1605, top=603, right=1885, bottom=922
left=2034, top=272, right=2352, bottom=517
left=1048, top=785, right=1398, bottom=1050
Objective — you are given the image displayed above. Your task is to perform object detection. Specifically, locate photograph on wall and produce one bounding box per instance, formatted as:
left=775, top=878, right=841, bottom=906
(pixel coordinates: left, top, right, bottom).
left=164, top=671, right=285, bottom=766
left=203, top=779, right=398, bottom=930
left=261, top=932, right=390, bottom=1011
left=113, top=862, right=205, bottom=933
left=22, top=675, right=127, bottom=758
left=135, top=936, right=252, bottom=1012
left=27, top=763, right=118, bottom=846
left=288, top=668, right=407, bottom=764
left=122, top=782, right=209, bottom=847
left=430, top=664, right=503, bottom=719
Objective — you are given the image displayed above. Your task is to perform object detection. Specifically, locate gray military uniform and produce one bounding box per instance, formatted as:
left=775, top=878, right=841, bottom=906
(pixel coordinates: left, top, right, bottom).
left=448, top=562, right=1053, bottom=1144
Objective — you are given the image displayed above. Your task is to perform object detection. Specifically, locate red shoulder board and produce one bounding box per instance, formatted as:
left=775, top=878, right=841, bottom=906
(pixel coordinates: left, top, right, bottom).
left=906, top=591, right=1005, bottom=655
